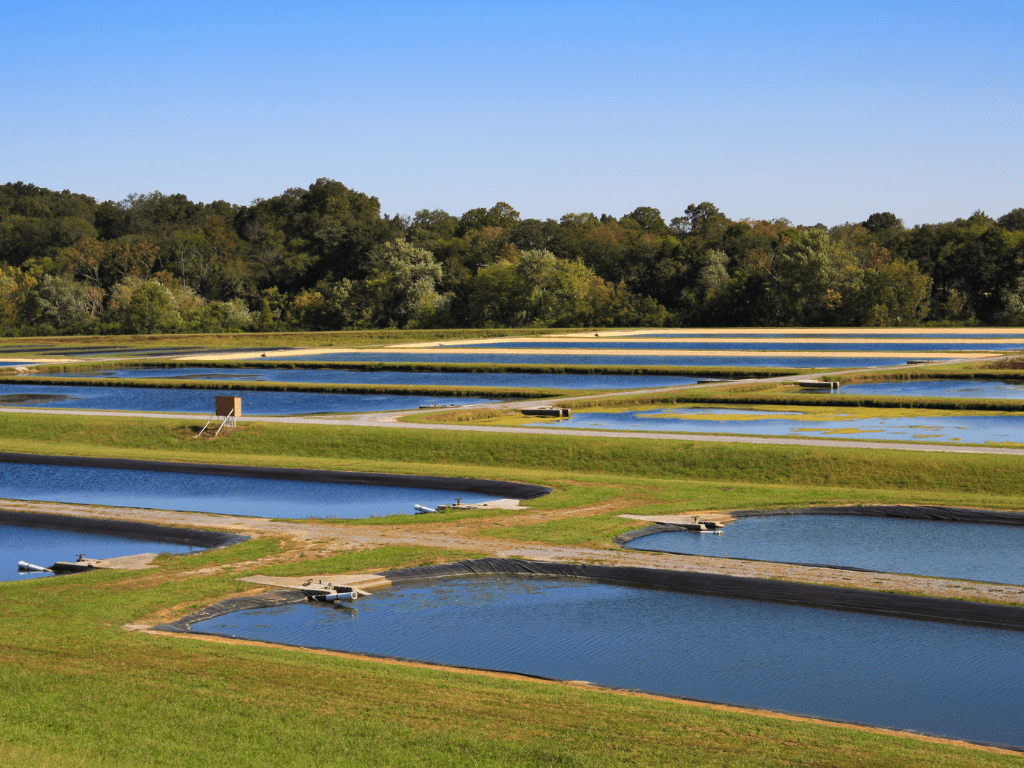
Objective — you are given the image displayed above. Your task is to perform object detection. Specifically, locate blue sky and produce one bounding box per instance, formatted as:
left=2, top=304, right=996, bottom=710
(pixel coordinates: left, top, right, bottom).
left=2, top=1, right=1020, bottom=226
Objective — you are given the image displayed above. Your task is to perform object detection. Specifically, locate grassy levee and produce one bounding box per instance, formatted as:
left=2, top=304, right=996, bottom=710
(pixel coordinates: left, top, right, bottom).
left=4, top=415, right=1024, bottom=763
left=0, top=327, right=564, bottom=353
left=1, top=544, right=1020, bottom=767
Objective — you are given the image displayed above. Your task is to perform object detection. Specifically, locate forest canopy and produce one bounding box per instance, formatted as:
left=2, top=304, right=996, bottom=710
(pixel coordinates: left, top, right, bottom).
left=1, top=178, right=1022, bottom=335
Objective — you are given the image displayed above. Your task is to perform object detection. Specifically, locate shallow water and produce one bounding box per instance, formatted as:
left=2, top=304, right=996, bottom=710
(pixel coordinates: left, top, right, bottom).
left=626, top=515, right=1024, bottom=584
left=0, top=383, right=495, bottom=415
left=0, top=463, right=497, bottom=519
left=46, top=366, right=700, bottom=390
left=528, top=406, right=1024, bottom=444
left=190, top=574, right=1024, bottom=749
left=833, top=379, right=1024, bottom=400
left=253, top=352, right=915, bottom=369
left=0, top=523, right=198, bottom=581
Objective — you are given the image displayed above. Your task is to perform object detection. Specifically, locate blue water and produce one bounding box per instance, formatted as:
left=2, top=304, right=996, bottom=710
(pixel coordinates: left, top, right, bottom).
left=0, top=383, right=495, bottom=415
left=0, top=523, right=198, bottom=581
left=626, top=515, right=1024, bottom=584
left=833, top=379, right=1024, bottom=400
left=453, top=340, right=1022, bottom=352
left=252, top=352, right=909, bottom=369
left=0, top=463, right=498, bottom=519
left=46, top=366, right=700, bottom=390
left=527, top=406, right=1024, bottom=444
left=190, top=574, right=1024, bottom=749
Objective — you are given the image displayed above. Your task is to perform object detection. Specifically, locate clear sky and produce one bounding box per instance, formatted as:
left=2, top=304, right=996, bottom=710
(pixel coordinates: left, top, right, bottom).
left=2, top=0, right=1021, bottom=226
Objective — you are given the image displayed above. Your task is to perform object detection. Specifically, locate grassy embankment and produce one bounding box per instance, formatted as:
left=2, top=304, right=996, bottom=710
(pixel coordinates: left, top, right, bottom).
left=4, top=414, right=1024, bottom=764
left=5, top=543, right=1018, bottom=767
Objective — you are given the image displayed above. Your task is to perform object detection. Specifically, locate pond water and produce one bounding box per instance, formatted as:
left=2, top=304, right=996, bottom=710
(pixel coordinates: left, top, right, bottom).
left=623, top=332, right=1024, bottom=340
left=1, top=523, right=198, bottom=582
left=0, top=383, right=496, bottom=415
left=253, top=352, right=911, bottom=369
left=189, top=574, right=1024, bottom=749
left=46, top=366, right=700, bottom=391
left=0, top=463, right=498, bottom=519
left=832, top=379, right=1024, bottom=400
left=452, top=340, right=1022, bottom=352
left=625, top=515, right=1024, bottom=584
left=527, top=406, right=1024, bottom=444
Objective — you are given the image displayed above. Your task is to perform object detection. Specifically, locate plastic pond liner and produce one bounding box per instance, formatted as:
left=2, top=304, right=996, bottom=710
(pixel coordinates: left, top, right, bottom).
left=167, top=559, right=1024, bottom=751
left=0, top=454, right=550, bottom=520
left=618, top=505, right=1024, bottom=585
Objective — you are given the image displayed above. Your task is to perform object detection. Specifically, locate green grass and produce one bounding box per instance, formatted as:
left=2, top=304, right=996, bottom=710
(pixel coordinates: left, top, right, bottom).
left=1, top=543, right=1018, bottom=767
left=3, top=412, right=1024, bottom=498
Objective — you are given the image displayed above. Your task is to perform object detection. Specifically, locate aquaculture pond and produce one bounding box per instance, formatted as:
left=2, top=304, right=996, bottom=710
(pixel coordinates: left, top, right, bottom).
left=189, top=574, right=1024, bottom=750
left=621, top=332, right=1024, bottom=340
left=252, top=351, right=915, bottom=369
left=830, top=379, right=1024, bottom=400
left=451, top=339, right=1021, bottom=352
left=625, top=515, right=1024, bottom=584
left=0, top=383, right=496, bottom=415
left=0, top=463, right=499, bottom=519
left=1, top=524, right=198, bottom=582
left=45, top=366, right=700, bottom=390
left=526, top=405, right=1024, bottom=444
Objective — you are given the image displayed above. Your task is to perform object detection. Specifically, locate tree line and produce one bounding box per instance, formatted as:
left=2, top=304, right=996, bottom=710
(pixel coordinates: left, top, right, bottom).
left=1, top=178, right=1022, bottom=335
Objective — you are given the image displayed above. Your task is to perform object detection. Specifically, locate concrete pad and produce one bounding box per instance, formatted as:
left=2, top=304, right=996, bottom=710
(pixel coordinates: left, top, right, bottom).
left=620, top=513, right=735, bottom=524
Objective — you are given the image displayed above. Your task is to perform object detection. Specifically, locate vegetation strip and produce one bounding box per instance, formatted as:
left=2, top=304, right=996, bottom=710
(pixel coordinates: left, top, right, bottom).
left=382, top=558, right=1024, bottom=631
left=0, top=508, right=246, bottom=548
left=15, top=358, right=810, bottom=377
left=0, top=451, right=552, bottom=499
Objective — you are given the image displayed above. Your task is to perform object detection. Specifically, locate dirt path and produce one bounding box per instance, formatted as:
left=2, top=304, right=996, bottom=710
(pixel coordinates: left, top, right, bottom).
left=6, top=497, right=1023, bottom=606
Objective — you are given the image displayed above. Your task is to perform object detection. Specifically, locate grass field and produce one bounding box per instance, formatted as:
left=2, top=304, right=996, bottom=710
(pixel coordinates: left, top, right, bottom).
left=4, top=332, right=1024, bottom=765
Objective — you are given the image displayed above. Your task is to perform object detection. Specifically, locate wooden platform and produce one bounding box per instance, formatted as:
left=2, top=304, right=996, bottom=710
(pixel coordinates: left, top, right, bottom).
left=237, top=572, right=392, bottom=591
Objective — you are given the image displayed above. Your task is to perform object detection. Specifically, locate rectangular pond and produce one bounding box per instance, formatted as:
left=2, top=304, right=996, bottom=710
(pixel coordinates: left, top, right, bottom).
left=624, top=514, right=1024, bottom=584
left=1, top=523, right=199, bottom=581
left=42, top=366, right=702, bottom=390
left=525, top=405, right=1024, bottom=444
left=188, top=574, right=1024, bottom=750
left=828, top=379, right=1024, bottom=400
left=0, top=463, right=499, bottom=519
left=0, top=383, right=496, bottom=415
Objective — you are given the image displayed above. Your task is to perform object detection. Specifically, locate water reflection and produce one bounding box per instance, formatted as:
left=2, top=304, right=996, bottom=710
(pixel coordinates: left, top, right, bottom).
left=0, top=463, right=498, bottom=519
left=528, top=406, right=1024, bottom=444
left=47, top=366, right=700, bottom=390
left=0, top=383, right=495, bottom=415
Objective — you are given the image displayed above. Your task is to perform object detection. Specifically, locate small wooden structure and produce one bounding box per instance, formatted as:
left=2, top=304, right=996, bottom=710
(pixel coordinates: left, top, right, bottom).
left=194, top=396, right=241, bottom=438
left=216, top=396, right=242, bottom=417
left=521, top=407, right=571, bottom=418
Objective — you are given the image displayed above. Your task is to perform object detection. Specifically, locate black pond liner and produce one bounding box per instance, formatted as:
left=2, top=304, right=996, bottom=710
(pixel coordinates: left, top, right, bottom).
left=159, top=556, right=1024, bottom=636
left=156, top=558, right=1024, bottom=752
left=0, top=452, right=552, bottom=500
left=0, top=509, right=247, bottom=549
